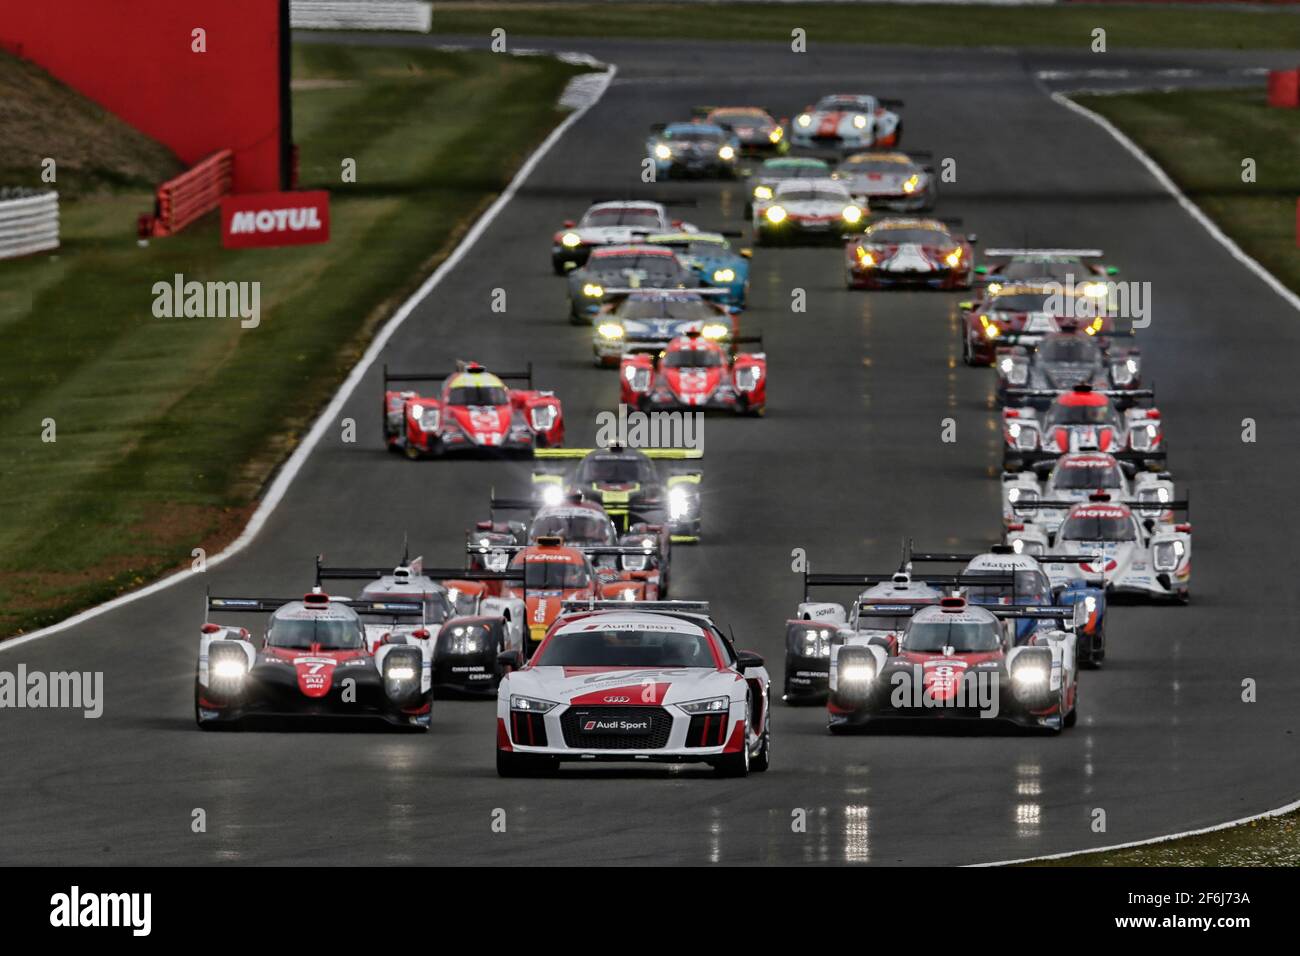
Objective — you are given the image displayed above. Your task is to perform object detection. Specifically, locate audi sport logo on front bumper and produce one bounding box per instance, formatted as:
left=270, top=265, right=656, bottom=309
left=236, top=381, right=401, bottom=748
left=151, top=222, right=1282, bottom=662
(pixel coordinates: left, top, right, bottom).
left=582, top=717, right=651, bottom=733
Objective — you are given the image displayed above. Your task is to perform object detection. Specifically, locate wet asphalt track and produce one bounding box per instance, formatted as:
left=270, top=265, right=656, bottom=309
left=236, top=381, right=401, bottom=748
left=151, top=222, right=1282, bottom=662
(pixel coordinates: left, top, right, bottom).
left=2, top=35, right=1298, bottom=865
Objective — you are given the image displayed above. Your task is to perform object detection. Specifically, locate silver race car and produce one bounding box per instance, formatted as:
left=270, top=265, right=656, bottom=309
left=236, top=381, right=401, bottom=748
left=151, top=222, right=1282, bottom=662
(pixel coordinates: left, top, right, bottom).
left=1002, top=452, right=1177, bottom=537
left=753, top=177, right=865, bottom=244
left=790, top=93, right=903, bottom=152
left=833, top=150, right=935, bottom=211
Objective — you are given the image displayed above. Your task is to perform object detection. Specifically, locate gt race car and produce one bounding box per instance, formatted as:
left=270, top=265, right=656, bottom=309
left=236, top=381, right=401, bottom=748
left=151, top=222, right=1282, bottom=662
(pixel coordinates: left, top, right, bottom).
left=591, top=289, right=736, bottom=367
left=621, top=329, right=767, bottom=416
left=790, top=93, right=903, bottom=152
left=567, top=244, right=699, bottom=323
left=383, top=362, right=563, bottom=458
left=828, top=598, right=1082, bottom=734
left=1002, top=385, right=1166, bottom=473
left=1002, top=451, right=1177, bottom=538
left=646, top=122, right=740, bottom=178
left=1007, top=493, right=1192, bottom=603
left=695, top=105, right=788, bottom=156
left=974, top=248, right=1119, bottom=291
left=833, top=150, right=935, bottom=211
left=196, top=590, right=432, bottom=729
left=495, top=601, right=771, bottom=776
left=845, top=217, right=976, bottom=290
left=995, top=331, right=1141, bottom=407
left=959, top=281, right=1125, bottom=366
left=551, top=200, right=694, bottom=274
left=314, top=555, right=528, bottom=697
left=644, top=231, right=751, bottom=307
left=743, top=156, right=831, bottom=216
left=533, top=445, right=704, bottom=542
left=754, top=178, right=866, bottom=245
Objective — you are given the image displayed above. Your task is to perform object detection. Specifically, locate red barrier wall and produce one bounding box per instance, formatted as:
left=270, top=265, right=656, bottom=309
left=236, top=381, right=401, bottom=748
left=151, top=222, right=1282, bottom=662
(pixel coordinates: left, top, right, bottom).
left=0, top=0, right=287, bottom=194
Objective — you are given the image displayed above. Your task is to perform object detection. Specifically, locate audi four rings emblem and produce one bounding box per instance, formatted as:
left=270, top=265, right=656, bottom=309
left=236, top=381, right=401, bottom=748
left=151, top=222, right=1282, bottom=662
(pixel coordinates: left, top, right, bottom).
left=603, top=696, right=631, bottom=703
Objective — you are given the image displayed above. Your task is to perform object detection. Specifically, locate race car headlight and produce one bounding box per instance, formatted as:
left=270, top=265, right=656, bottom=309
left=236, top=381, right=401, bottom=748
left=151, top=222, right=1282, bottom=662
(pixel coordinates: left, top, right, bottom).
left=1012, top=663, right=1048, bottom=687
left=856, top=247, right=876, bottom=267
left=621, top=552, right=649, bottom=572
left=208, top=644, right=248, bottom=688
left=509, top=695, right=558, bottom=714
left=529, top=404, right=557, bottom=432
left=447, top=625, right=484, bottom=656
left=718, top=145, right=736, bottom=161
left=410, top=405, right=439, bottom=432
left=768, top=127, right=783, bottom=143
left=839, top=662, right=876, bottom=684
left=700, top=322, right=729, bottom=340
left=753, top=185, right=773, bottom=201
left=945, top=248, right=963, bottom=268
left=624, top=364, right=651, bottom=391
left=1008, top=487, right=1037, bottom=508
left=711, top=268, right=736, bottom=283
left=765, top=205, right=787, bottom=224
left=796, top=113, right=812, bottom=128
left=484, top=550, right=510, bottom=573
left=561, top=232, right=582, bottom=249
left=852, top=114, right=868, bottom=129
left=982, top=316, right=1000, bottom=340
left=1111, top=361, right=1134, bottom=385
left=1153, top=540, right=1185, bottom=572
left=902, top=174, right=920, bottom=194
left=619, top=588, right=638, bottom=601
left=539, top=483, right=564, bottom=507
left=1000, top=360, right=1028, bottom=385
left=582, top=283, right=605, bottom=298
left=597, top=321, right=625, bottom=340
left=668, top=484, right=696, bottom=519
left=1130, top=424, right=1156, bottom=451
left=1008, top=423, right=1038, bottom=451
left=734, top=364, right=761, bottom=392
left=383, top=649, right=423, bottom=698
left=987, top=282, right=1003, bottom=295
left=1084, top=595, right=1097, bottom=614
left=842, top=205, right=863, bottom=224
left=799, top=628, right=832, bottom=658
left=678, top=696, right=731, bottom=715
left=654, top=143, right=672, bottom=161
left=1081, top=281, right=1108, bottom=299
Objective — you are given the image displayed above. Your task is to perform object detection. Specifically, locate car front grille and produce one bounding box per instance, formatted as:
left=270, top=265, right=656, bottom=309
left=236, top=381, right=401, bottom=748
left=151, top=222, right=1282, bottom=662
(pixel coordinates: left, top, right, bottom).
left=686, top=713, right=729, bottom=748
left=560, top=706, right=672, bottom=750
left=510, top=710, right=548, bottom=747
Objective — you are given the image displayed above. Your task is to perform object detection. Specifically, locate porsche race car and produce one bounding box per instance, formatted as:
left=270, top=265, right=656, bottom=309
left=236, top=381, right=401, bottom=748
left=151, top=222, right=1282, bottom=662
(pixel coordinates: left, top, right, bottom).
left=790, top=93, right=902, bottom=152
left=495, top=601, right=771, bottom=776
left=753, top=178, right=866, bottom=244
left=743, top=156, right=831, bottom=216
left=621, top=330, right=766, bottom=416
left=845, top=217, right=975, bottom=290
left=646, top=122, right=740, bottom=179
left=696, top=105, right=787, bottom=156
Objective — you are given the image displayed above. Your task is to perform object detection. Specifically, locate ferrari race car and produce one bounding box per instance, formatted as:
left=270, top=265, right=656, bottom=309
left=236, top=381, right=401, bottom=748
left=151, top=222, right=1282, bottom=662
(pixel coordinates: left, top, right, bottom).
left=974, top=248, right=1119, bottom=291
left=314, top=555, right=528, bottom=697
left=995, top=331, right=1142, bottom=407
left=495, top=601, right=771, bottom=776
left=592, top=289, right=736, bottom=367
left=468, top=491, right=672, bottom=599
left=646, top=122, right=740, bottom=179
left=743, top=156, right=831, bottom=216
left=789, top=93, right=903, bottom=152
left=1002, top=452, right=1177, bottom=538
left=1007, top=493, right=1192, bottom=603
left=621, top=329, right=766, bottom=415
left=833, top=150, right=935, bottom=211
left=753, top=178, right=866, bottom=244
left=1002, top=385, right=1166, bottom=473
left=196, top=590, right=432, bottom=729
left=960, top=281, right=1124, bottom=366
left=644, top=231, right=751, bottom=307
left=383, top=362, right=563, bottom=458
left=567, top=244, right=699, bottom=323
left=533, top=445, right=704, bottom=542
left=845, top=217, right=976, bottom=290
left=827, top=597, right=1082, bottom=734
left=696, top=105, right=787, bottom=156
left=551, top=200, right=693, bottom=274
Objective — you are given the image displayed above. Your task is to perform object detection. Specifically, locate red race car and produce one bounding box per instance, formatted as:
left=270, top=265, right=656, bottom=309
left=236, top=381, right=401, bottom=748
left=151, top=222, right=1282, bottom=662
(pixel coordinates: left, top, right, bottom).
left=383, top=361, right=563, bottom=458
left=620, top=330, right=766, bottom=415
left=844, top=217, right=975, bottom=290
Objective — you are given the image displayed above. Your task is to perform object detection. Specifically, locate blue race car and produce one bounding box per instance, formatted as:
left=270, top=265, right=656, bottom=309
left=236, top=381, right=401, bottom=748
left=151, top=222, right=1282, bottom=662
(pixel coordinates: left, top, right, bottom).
left=646, top=122, right=740, bottom=179
left=645, top=231, right=751, bottom=308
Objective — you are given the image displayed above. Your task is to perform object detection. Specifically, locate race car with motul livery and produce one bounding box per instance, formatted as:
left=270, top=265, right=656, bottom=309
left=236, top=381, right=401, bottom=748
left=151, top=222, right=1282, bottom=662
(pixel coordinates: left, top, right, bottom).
left=1002, top=452, right=1177, bottom=538
left=828, top=597, right=1083, bottom=734
left=567, top=244, right=700, bottom=323
left=845, top=217, right=975, bottom=290
left=383, top=362, right=563, bottom=458
left=959, top=281, right=1124, bottom=366
left=790, top=93, right=902, bottom=152
left=621, top=329, right=767, bottom=416
left=996, top=331, right=1142, bottom=407
left=551, top=200, right=694, bottom=274
left=495, top=601, right=771, bottom=777
left=1002, top=385, right=1166, bottom=473
left=1006, top=493, right=1192, bottom=603
left=196, top=590, right=432, bottom=729
left=753, top=178, right=866, bottom=244
left=696, top=105, right=788, bottom=156
left=591, top=288, right=736, bottom=366
left=314, top=554, right=528, bottom=697
left=533, top=445, right=703, bottom=542
left=832, top=150, right=935, bottom=211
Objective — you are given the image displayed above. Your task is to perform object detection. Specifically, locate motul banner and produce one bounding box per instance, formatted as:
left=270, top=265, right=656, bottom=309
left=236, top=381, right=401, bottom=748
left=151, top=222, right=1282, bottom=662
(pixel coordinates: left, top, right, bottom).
left=221, top=191, right=330, bottom=248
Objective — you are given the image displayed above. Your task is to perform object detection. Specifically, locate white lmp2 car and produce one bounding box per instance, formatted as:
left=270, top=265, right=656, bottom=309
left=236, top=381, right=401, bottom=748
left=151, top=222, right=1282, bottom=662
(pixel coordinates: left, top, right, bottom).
left=1002, top=452, right=1177, bottom=537
left=495, top=601, right=771, bottom=777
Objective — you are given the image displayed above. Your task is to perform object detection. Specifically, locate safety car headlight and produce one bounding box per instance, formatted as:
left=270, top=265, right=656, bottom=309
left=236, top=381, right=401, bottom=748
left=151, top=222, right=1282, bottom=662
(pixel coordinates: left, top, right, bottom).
left=561, top=232, right=582, bottom=249
left=668, top=484, right=696, bottom=519
left=903, top=174, right=920, bottom=194
left=842, top=205, right=863, bottom=224
left=654, top=144, right=672, bottom=161
left=718, top=145, right=736, bottom=161
left=753, top=185, right=773, bottom=201
left=529, top=404, right=557, bottom=432
left=597, top=321, right=625, bottom=340
left=678, top=696, right=730, bottom=715
left=765, top=205, right=787, bottom=224
left=509, top=695, right=558, bottom=714
left=711, top=268, right=736, bottom=283
left=700, top=322, right=729, bottom=340
left=852, top=114, right=868, bottom=129
left=582, top=283, right=605, bottom=298
left=840, top=662, right=875, bottom=684
left=734, top=364, right=762, bottom=392
left=796, top=113, right=812, bottom=128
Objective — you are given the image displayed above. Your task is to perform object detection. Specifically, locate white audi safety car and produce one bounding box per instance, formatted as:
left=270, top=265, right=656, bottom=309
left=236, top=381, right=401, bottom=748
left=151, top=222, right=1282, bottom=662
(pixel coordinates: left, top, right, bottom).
left=495, top=601, right=771, bottom=776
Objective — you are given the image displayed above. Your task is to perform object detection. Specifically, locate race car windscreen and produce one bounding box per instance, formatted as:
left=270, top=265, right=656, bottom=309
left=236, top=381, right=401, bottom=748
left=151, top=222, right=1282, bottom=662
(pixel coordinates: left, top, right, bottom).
left=588, top=255, right=686, bottom=282
left=520, top=559, right=591, bottom=589
left=990, top=293, right=1051, bottom=312
left=963, top=571, right=1050, bottom=604
left=663, top=128, right=724, bottom=144
left=1055, top=461, right=1123, bottom=489
left=841, top=158, right=913, bottom=174
left=530, top=513, right=611, bottom=545
left=578, top=455, right=658, bottom=485
left=1060, top=513, right=1137, bottom=542
left=867, top=227, right=946, bottom=245
left=903, top=621, right=1000, bottom=653
left=1000, top=259, right=1086, bottom=281
left=762, top=163, right=829, bottom=180
left=664, top=348, right=724, bottom=368
left=361, top=589, right=454, bottom=625
left=583, top=208, right=662, bottom=229
left=1038, top=336, right=1099, bottom=364
left=1046, top=403, right=1116, bottom=427
left=711, top=110, right=769, bottom=126
left=535, top=628, right=716, bottom=667
left=267, top=616, right=365, bottom=650
left=780, top=186, right=848, bottom=203
left=618, top=297, right=717, bottom=321
left=857, top=612, right=911, bottom=632
left=817, top=96, right=871, bottom=111
left=447, top=385, right=508, bottom=406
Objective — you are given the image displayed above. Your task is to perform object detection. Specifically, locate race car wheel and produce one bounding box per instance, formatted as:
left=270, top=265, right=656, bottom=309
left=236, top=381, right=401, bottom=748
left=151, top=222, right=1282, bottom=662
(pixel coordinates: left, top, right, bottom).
left=496, top=750, right=559, bottom=778
left=1065, top=695, right=1078, bottom=729
left=714, top=696, right=752, bottom=777
left=962, top=334, right=976, bottom=367
left=1175, top=588, right=1190, bottom=606
left=751, top=729, right=771, bottom=773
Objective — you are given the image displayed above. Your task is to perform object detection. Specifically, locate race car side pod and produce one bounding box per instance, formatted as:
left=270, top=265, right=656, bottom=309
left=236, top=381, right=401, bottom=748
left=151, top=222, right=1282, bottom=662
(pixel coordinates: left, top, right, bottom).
left=382, top=362, right=535, bottom=389
left=801, top=569, right=1015, bottom=602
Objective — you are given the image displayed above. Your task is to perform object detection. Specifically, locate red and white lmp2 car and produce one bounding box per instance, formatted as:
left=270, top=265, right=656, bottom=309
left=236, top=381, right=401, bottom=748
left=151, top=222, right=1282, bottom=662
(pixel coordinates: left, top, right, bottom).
left=620, top=330, right=767, bottom=415
left=383, top=361, right=564, bottom=458
left=495, top=601, right=771, bottom=777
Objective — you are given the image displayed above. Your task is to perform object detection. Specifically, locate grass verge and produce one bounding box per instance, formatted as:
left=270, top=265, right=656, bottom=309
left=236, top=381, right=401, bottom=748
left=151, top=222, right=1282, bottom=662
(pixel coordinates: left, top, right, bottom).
left=0, top=44, right=586, bottom=636
left=431, top=2, right=1300, bottom=50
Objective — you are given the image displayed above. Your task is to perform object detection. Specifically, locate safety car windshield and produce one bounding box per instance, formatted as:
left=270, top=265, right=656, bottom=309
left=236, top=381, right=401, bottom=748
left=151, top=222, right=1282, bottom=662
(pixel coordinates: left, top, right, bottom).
left=536, top=628, right=716, bottom=667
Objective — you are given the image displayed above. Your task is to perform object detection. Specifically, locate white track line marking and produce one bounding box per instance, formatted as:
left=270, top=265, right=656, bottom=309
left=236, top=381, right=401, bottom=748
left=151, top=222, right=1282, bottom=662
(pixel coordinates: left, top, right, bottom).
left=0, top=59, right=616, bottom=655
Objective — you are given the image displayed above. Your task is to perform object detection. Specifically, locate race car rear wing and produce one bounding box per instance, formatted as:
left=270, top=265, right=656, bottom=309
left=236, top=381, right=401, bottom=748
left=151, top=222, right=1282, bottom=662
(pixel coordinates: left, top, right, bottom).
left=464, top=543, right=658, bottom=560
left=206, top=595, right=424, bottom=618
left=853, top=601, right=1083, bottom=630
left=534, top=447, right=703, bottom=461
left=383, top=362, right=534, bottom=389
left=1003, top=386, right=1154, bottom=401
left=982, top=249, right=1105, bottom=258
left=1006, top=497, right=1189, bottom=515
left=599, top=286, right=730, bottom=298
